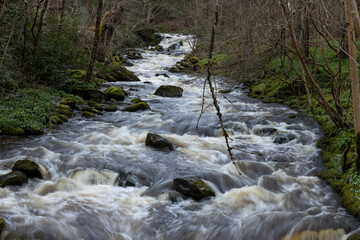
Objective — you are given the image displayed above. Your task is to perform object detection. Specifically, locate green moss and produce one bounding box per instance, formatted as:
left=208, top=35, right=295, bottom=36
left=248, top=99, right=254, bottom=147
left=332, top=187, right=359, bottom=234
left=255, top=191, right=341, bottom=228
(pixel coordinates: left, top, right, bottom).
left=12, top=160, right=42, bottom=179
left=0, top=218, right=5, bottom=232
left=0, top=171, right=28, bottom=187
left=131, top=98, right=145, bottom=104
left=154, top=85, right=183, bottom=98
left=0, top=127, right=25, bottom=136
left=87, top=101, right=103, bottom=111
left=69, top=70, right=86, bottom=80
left=155, top=45, right=164, bottom=51
left=82, top=111, right=96, bottom=118
left=122, top=102, right=150, bottom=112
left=60, top=97, right=78, bottom=109
left=349, top=233, right=360, bottom=240
left=102, top=104, right=118, bottom=112
left=82, top=107, right=102, bottom=115
left=103, top=87, right=127, bottom=101
left=98, top=63, right=140, bottom=82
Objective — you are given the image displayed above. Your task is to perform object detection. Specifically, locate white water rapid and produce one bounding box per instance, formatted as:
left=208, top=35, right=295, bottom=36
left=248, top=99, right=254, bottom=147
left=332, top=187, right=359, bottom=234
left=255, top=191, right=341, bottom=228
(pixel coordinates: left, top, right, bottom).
left=0, top=34, right=359, bottom=240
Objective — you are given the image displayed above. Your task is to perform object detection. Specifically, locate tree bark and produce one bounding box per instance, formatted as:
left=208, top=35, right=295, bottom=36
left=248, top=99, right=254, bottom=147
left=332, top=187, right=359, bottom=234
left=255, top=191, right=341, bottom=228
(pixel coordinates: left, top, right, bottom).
left=344, top=0, right=360, bottom=171
left=85, top=0, right=103, bottom=82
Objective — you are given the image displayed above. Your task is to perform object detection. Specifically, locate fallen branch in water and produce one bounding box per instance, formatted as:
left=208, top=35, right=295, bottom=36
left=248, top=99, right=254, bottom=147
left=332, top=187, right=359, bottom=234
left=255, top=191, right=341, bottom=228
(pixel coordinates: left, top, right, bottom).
left=204, top=0, right=241, bottom=176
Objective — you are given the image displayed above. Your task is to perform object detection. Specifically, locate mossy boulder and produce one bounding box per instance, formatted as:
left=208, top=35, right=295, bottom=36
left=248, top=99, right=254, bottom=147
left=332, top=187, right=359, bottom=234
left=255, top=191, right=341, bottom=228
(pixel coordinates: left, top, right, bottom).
left=69, top=70, right=86, bottom=80
left=82, top=111, right=96, bottom=118
left=87, top=101, right=103, bottom=111
left=349, top=233, right=360, bottom=240
left=99, top=63, right=140, bottom=82
left=0, top=127, right=25, bottom=136
left=155, top=45, right=164, bottom=51
left=135, top=28, right=161, bottom=46
left=123, top=102, right=150, bottom=112
left=154, top=85, right=183, bottom=98
left=82, top=107, right=102, bottom=115
left=219, top=89, right=231, bottom=94
left=67, top=86, right=106, bottom=101
left=12, top=160, right=43, bottom=179
left=104, top=87, right=127, bottom=101
left=60, top=97, right=78, bottom=109
left=0, top=171, right=28, bottom=187
left=102, top=104, right=118, bottom=112
left=173, top=177, right=216, bottom=201
left=131, top=98, right=145, bottom=104
left=145, top=133, right=174, bottom=151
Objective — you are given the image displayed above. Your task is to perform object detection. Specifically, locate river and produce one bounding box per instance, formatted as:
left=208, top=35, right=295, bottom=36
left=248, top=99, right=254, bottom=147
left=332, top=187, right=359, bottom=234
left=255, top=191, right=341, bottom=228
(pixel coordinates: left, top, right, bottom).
left=0, top=34, right=359, bottom=240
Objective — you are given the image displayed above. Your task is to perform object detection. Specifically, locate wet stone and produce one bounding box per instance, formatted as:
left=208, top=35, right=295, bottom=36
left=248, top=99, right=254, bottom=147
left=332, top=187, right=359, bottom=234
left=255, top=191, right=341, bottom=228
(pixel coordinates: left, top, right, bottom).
left=0, top=171, right=28, bottom=187
left=173, top=177, right=215, bottom=201
left=145, top=133, right=175, bottom=151
left=12, top=160, right=43, bottom=179
left=273, top=133, right=296, bottom=144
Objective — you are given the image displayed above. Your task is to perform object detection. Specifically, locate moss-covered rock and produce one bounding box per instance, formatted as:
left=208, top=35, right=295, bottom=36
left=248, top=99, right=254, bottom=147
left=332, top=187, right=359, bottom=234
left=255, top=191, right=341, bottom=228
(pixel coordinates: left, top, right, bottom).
left=12, top=160, right=43, bottom=179
left=154, top=85, right=183, bottom=98
left=23, top=126, right=44, bottom=135
left=99, top=63, right=140, bottom=82
left=82, top=107, right=102, bottom=115
left=87, top=101, right=103, bottom=111
left=82, top=111, right=96, bottom=118
left=135, top=28, right=161, bottom=46
left=349, top=233, right=360, bottom=240
left=60, top=97, right=78, bottom=109
left=104, top=87, right=127, bottom=101
left=67, top=86, right=106, bottom=101
left=0, top=127, right=25, bottom=136
left=0, top=171, right=28, bottom=187
left=219, top=89, right=231, bottom=94
left=173, top=177, right=216, bottom=201
left=131, top=98, right=145, bottom=104
left=155, top=45, right=164, bottom=51
left=341, top=184, right=360, bottom=218
left=102, top=104, right=118, bottom=112
left=69, top=70, right=86, bottom=80
left=122, top=102, right=150, bottom=112
left=145, top=132, right=174, bottom=151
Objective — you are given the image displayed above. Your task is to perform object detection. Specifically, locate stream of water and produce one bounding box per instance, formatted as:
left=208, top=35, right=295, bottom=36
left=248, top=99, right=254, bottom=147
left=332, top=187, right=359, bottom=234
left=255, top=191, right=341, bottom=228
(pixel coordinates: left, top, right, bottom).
left=0, top=34, right=359, bottom=240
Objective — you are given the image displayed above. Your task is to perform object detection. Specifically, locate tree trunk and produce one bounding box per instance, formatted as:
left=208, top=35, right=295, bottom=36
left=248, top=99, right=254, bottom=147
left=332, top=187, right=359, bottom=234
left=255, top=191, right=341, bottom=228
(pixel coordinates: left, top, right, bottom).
left=0, top=0, right=8, bottom=20
left=344, top=0, right=360, bottom=171
left=85, top=0, right=103, bottom=82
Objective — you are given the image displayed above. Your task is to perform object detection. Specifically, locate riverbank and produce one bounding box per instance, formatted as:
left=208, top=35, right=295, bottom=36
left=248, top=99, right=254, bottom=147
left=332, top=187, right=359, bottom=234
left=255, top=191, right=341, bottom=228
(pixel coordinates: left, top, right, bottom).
left=243, top=66, right=360, bottom=239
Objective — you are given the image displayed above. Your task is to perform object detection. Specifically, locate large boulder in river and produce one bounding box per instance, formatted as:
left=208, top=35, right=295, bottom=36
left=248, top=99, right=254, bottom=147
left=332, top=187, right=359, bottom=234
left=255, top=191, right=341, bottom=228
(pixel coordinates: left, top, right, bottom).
left=123, top=102, right=150, bottom=112
left=12, top=160, right=43, bottom=179
left=104, top=87, right=127, bottom=101
left=145, top=133, right=174, bottom=151
left=273, top=133, right=296, bottom=144
left=173, top=177, right=215, bottom=201
left=0, top=171, right=28, bottom=187
left=67, top=86, right=106, bottom=101
left=99, top=63, right=140, bottom=82
left=154, top=85, right=183, bottom=97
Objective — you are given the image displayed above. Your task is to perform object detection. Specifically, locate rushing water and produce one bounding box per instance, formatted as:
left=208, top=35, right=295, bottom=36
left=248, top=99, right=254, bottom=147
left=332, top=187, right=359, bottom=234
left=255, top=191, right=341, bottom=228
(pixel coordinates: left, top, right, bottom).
left=0, top=34, right=359, bottom=240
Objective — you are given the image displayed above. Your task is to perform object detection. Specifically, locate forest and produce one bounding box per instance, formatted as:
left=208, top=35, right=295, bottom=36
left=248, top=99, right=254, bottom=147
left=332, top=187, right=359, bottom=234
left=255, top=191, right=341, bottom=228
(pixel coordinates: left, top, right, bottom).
left=1, top=0, right=360, bottom=239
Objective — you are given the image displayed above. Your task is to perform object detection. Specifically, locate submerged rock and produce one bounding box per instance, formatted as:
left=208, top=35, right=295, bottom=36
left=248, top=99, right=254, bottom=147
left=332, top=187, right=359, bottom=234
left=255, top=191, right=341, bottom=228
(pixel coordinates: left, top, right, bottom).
left=122, top=102, right=150, bottom=112
left=155, top=45, right=164, bottom=51
left=154, top=85, right=183, bottom=98
left=12, top=160, right=43, bottom=179
left=0, top=171, right=28, bottom=187
left=253, top=127, right=277, bottom=136
left=145, top=133, right=174, bottom=151
left=273, top=133, right=296, bottom=144
left=173, top=177, right=215, bottom=201
left=104, top=87, right=127, bottom=101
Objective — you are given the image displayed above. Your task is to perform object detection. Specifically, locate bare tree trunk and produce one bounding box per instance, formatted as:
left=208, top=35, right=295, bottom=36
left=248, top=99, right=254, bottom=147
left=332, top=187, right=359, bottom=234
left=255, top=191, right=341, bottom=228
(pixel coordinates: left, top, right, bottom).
left=344, top=0, right=360, bottom=171
left=350, top=0, right=360, bottom=37
left=85, top=0, right=103, bottom=82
